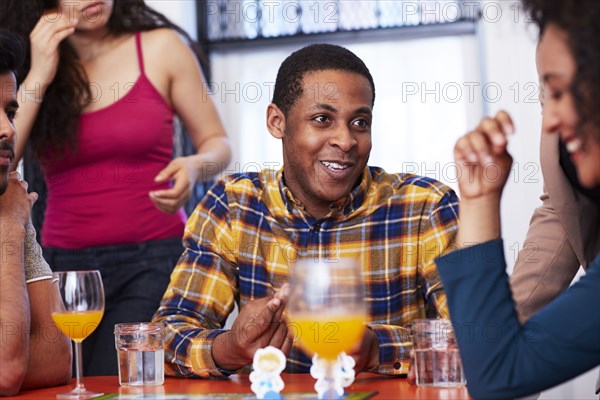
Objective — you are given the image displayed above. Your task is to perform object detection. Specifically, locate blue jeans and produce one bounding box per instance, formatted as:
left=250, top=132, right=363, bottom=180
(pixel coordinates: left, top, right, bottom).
left=44, top=237, right=183, bottom=376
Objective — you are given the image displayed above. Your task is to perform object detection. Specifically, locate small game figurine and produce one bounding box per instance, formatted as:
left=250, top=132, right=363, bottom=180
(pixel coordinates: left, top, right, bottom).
left=310, top=352, right=356, bottom=399
left=336, top=353, right=356, bottom=389
left=250, top=346, right=286, bottom=399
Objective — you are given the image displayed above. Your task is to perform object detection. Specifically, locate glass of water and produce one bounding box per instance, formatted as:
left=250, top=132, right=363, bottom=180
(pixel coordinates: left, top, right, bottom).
left=114, top=322, right=165, bottom=386
left=410, top=319, right=466, bottom=388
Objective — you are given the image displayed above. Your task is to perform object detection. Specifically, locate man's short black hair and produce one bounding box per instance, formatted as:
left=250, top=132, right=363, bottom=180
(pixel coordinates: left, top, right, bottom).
left=272, top=44, right=375, bottom=116
left=0, top=29, right=24, bottom=76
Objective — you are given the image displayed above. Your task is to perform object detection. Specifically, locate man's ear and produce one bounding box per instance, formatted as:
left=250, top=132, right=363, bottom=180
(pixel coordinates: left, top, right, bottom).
left=266, top=103, right=286, bottom=139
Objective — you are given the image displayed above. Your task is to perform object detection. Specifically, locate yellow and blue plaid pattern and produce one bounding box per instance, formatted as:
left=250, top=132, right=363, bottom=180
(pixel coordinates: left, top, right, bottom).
left=153, top=167, right=459, bottom=378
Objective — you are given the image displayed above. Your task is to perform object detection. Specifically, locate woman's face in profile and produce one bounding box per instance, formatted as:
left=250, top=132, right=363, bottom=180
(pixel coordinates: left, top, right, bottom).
left=537, top=23, right=600, bottom=188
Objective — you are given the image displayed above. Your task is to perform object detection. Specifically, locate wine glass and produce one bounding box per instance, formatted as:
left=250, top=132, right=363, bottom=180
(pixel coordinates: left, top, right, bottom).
left=51, top=270, right=105, bottom=399
left=288, top=258, right=366, bottom=399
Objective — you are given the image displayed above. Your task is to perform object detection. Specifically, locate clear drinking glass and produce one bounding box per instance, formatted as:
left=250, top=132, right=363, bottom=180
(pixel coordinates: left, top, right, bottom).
left=114, top=322, right=165, bottom=386
left=288, top=258, right=366, bottom=399
left=51, top=271, right=105, bottom=399
left=410, top=319, right=466, bottom=388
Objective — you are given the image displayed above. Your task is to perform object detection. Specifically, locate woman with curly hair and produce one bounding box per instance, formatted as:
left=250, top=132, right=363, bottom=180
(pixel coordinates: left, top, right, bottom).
left=435, top=0, right=600, bottom=398
left=0, top=0, right=231, bottom=376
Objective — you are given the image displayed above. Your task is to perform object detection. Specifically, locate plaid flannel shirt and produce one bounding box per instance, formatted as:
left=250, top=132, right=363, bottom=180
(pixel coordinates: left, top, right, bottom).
left=153, top=166, right=459, bottom=378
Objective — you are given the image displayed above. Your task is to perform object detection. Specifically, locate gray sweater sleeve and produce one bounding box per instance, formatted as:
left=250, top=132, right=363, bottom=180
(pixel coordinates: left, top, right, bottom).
left=24, top=222, right=53, bottom=283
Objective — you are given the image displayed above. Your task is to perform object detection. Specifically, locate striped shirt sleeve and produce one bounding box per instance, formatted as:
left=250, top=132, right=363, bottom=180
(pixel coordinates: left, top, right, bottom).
left=368, top=188, right=459, bottom=374
left=153, top=180, right=238, bottom=378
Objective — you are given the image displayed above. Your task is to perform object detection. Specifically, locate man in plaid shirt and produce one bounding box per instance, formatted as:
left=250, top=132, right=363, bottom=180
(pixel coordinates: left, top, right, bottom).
left=153, top=44, right=459, bottom=378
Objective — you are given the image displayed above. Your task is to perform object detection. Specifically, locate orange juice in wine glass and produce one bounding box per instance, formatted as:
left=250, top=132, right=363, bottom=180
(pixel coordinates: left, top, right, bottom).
left=51, top=310, right=104, bottom=342
left=289, top=258, right=366, bottom=398
left=292, top=313, right=365, bottom=360
left=52, top=270, right=105, bottom=399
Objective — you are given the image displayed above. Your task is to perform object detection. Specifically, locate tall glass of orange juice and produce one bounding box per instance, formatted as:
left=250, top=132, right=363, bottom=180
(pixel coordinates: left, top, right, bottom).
left=288, top=258, right=366, bottom=398
left=52, top=270, right=105, bottom=399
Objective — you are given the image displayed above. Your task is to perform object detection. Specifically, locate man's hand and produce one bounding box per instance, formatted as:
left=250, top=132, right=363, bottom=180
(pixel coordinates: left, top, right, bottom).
left=348, top=327, right=379, bottom=373
left=212, top=285, right=292, bottom=372
left=0, top=172, right=37, bottom=228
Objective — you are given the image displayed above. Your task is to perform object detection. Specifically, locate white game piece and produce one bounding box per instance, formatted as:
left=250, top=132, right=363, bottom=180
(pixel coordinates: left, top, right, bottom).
left=310, top=352, right=356, bottom=399
left=250, top=346, right=286, bottom=399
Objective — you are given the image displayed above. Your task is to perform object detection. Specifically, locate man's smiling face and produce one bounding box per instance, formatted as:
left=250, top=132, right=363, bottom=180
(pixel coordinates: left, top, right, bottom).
left=277, top=69, right=373, bottom=218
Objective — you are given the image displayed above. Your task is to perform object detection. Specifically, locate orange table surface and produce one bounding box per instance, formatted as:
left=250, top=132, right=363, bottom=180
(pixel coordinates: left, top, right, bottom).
left=15, top=373, right=471, bottom=399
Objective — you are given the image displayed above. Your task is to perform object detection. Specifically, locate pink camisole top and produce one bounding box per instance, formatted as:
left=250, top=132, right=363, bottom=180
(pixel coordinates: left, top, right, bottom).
left=41, top=32, right=186, bottom=249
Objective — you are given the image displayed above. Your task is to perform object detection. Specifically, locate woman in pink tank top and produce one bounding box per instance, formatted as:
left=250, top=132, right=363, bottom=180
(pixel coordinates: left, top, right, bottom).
left=5, top=0, right=231, bottom=376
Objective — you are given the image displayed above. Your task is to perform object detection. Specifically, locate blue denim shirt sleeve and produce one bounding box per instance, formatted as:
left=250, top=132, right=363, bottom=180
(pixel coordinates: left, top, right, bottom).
left=436, top=239, right=600, bottom=399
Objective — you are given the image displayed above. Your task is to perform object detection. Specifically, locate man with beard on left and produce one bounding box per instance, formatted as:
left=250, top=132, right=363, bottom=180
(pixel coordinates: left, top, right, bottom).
left=0, top=30, right=71, bottom=396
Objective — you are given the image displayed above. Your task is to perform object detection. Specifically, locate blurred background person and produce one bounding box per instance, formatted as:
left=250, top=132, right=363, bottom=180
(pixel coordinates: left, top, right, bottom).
left=0, top=0, right=231, bottom=375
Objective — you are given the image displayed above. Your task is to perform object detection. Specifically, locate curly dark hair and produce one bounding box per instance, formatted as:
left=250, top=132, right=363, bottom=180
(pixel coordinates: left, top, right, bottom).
left=523, top=0, right=600, bottom=142
left=0, top=29, right=24, bottom=75
left=272, top=44, right=375, bottom=116
left=0, top=0, right=204, bottom=157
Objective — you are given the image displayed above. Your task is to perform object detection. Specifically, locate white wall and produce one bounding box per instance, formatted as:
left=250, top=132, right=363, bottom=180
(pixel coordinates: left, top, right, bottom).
left=147, top=0, right=198, bottom=40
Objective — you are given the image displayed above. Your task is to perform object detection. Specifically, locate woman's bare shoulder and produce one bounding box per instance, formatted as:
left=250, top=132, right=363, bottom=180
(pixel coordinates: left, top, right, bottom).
left=141, top=28, right=190, bottom=53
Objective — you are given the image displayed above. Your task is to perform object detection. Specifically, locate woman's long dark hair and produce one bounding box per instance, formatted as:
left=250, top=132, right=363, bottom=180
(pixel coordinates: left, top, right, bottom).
left=523, top=0, right=600, bottom=142
left=0, top=0, right=206, bottom=156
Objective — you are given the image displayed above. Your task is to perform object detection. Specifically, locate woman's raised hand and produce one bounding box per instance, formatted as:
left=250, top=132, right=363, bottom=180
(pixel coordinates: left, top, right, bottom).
left=454, top=111, right=515, bottom=201
left=28, top=11, right=77, bottom=89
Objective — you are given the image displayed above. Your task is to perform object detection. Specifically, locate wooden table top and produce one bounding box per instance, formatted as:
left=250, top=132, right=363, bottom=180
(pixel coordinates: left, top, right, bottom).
left=15, top=373, right=471, bottom=399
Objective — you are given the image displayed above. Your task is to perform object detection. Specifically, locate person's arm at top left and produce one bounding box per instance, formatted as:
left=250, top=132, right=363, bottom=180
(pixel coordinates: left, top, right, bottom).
left=20, top=224, right=71, bottom=390
left=19, top=279, right=72, bottom=390
left=144, top=29, right=232, bottom=214
left=0, top=175, right=33, bottom=396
